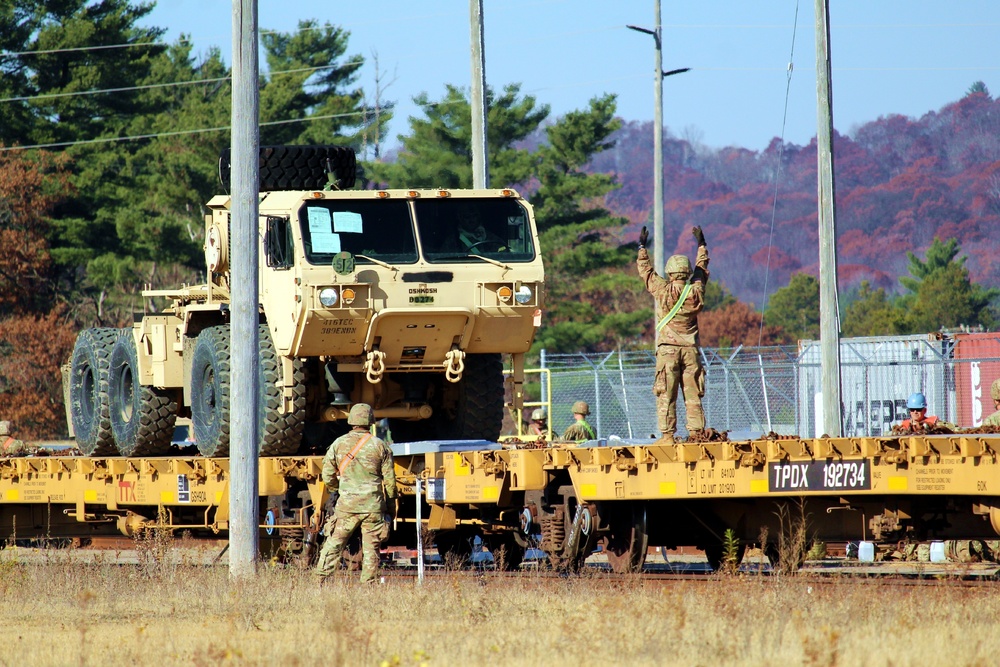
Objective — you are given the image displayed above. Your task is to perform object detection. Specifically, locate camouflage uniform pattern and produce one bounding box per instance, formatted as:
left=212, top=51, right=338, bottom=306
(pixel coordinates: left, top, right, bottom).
left=561, top=419, right=596, bottom=442
left=637, top=245, right=710, bottom=436
left=984, top=410, right=1000, bottom=427
left=0, top=421, right=28, bottom=456
left=315, top=428, right=396, bottom=583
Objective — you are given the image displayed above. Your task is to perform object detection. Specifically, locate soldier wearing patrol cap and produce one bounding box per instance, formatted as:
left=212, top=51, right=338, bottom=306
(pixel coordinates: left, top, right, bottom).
left=315, top=403, right=396, bottom=584
left=982, top=379, right=1000, bottom=427
left=561, top=401, right=596, bottom=442
left=637, top=225, right=710, bottom=443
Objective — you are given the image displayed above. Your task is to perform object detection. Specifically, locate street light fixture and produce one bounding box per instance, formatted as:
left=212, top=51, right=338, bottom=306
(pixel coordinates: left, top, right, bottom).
left=628, top=3, right=689, bottom=274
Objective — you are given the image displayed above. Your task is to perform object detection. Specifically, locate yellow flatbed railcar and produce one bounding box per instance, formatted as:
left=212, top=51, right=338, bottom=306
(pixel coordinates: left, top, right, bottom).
left=4, top=433, right=1000, bottom=571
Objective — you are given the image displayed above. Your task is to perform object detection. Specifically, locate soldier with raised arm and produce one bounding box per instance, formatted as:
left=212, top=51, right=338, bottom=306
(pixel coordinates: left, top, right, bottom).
left=637, top=226, right=710, bottom=443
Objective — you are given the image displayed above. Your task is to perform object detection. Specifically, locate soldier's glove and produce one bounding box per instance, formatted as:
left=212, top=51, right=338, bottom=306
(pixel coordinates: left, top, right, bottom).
left=386, top=498, right=398, bottom=521
left=692, top=226, right=706, bottom=248
left=638, top=226, right=649, bottom=249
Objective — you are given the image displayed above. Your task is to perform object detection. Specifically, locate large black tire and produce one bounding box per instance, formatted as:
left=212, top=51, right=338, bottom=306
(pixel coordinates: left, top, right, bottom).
left=219, top=145, right=357, bottom=191
left=438, top=353, right=504, bottom=440
left=69, top=328, right=120, bottom=456
left=190, top=324, right=305, bottom=457
left=108, top=330, right=177, bottom=457
left=190, top=326, right=232, bottom=457
left=258, top=324, right=306, bottom=456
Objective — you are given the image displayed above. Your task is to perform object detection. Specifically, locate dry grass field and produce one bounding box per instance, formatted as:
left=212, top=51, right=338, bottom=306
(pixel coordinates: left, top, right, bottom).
left=1, top=544, right=998, bottom=667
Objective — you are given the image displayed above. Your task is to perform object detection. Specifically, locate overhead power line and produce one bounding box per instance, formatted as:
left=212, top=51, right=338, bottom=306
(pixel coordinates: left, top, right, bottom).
left=0, top=59, right=363, bottom=105
left=0, top=41, right=169, bottom=58
left=0, top=95, right=458, bottom=154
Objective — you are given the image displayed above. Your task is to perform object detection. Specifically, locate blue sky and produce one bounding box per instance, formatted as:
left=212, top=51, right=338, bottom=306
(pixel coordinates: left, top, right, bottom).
left=143, top=1, right=1000, bottom=153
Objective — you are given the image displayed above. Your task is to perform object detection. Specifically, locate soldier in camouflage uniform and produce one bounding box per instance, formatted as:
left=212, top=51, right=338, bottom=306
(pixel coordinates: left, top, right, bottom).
left=0, top=421, right=28, bottom=456
left=314, top=404, right=396, bottom=584
left=637, top=225, right=710, bottom=442
left=983, top=379, right=1000, bottom=427
left=561, top=401, right=596, bottom=441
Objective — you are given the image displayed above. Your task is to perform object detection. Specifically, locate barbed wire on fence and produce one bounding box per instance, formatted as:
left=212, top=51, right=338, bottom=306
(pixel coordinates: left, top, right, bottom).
left=531, top=336, right=1000, bottom=439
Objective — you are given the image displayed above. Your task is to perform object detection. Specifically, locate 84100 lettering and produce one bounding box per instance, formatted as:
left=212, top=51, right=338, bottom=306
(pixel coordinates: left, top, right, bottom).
left=768, top=460, right=870, bottom=492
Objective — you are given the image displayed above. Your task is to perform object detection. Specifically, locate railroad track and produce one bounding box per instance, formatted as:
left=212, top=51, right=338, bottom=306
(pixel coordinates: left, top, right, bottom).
left=4, top=539, right=999, bottom=583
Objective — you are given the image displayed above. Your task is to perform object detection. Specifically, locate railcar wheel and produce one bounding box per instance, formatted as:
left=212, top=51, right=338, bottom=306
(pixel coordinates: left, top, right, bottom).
left=69, top=328, right=120, bottom=456
left=599, top=503, right=648, bottom=573
left=539, top=486, right=598, bottom=571
left=108, top=330, right=177, bottom=456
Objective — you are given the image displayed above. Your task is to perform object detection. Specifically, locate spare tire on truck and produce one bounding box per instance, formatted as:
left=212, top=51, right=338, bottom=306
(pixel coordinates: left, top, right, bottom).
left=69, top=328, right=120, bottom=456
left=108, top=330, right=177, bottom=457
left=219, top=145, right=357, bottom=191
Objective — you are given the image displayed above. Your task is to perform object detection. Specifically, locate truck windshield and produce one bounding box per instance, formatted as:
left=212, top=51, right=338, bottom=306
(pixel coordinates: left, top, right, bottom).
left=298, top=199, right=418, bottom=265
left=415, top=197, right=536, bottom=263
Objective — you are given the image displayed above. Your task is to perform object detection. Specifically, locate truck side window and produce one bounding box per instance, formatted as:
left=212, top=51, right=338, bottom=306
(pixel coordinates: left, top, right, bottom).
left=264, top=216, right=293, bottom=269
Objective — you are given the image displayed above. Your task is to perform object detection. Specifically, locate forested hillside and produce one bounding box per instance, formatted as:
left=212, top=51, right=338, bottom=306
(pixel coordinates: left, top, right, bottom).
left=589, top=85, right=1000, bottom=308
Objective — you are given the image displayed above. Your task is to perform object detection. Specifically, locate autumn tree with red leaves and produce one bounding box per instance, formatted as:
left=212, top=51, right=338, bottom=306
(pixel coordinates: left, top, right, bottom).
left=700, top=301, right=785, bottom=349
left=0, top=150, right=77, bottom=439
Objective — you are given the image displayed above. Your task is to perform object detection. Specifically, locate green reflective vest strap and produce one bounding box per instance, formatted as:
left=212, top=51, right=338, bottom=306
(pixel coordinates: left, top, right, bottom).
left=584, top=422, right=596, bottom=440
left=656, top=283, right=694, bottom=332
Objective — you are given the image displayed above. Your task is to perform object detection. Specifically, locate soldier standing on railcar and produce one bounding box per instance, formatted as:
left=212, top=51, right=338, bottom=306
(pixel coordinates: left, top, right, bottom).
left=636, top=226, right=710, bottom=443
left=315, top=403, right=396, bottom=584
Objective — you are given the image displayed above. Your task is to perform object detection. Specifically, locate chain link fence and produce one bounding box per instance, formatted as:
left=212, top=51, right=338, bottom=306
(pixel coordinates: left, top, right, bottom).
left=525, top=333, right=1000, bottom=440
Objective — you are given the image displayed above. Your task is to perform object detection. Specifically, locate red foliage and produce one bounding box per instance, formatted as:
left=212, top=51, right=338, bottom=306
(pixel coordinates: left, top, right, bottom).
left=0, top=307, right=78, bottom=439
left=592, top=94, right=1000, bottom=307
left=699, top=301, right=786, bottom=348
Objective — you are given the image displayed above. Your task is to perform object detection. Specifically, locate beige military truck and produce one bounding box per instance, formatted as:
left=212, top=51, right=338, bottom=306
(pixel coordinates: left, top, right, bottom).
left=66, top=146, right=544, bottom=457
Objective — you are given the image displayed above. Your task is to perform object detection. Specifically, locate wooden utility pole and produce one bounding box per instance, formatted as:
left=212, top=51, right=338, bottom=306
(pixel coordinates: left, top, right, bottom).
left=470, top=0, right=489, bottom=188
left=651, top=0, right=664, bottom=272
left=815, top=0, right=843, bottom=436
left=229, top=0, right=261, bottom=577
left=628, top=1, right=689, bottom=273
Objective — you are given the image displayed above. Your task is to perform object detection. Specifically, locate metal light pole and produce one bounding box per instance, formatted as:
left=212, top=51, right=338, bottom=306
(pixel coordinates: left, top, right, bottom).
left=628, top=1, right=689, bottom=273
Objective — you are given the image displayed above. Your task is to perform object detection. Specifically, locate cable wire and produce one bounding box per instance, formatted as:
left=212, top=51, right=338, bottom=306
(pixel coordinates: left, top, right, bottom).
left=0, top=96, right=464, bottom=154
left=0, top=59, right=363, bottom=105
left=757, top=0, right=801, bottom=349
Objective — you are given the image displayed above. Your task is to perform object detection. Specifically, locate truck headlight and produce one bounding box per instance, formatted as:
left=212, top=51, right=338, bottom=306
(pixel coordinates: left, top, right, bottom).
left=319, top=288, right=339, bottom=307
left=515, top=285, right=533, bottom=304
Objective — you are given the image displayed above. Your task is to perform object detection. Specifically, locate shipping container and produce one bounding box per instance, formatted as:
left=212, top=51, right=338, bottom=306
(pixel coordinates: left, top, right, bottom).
left=797, top=334, right=953, bottom=437
left=952, top=332, right=1000, bottom=427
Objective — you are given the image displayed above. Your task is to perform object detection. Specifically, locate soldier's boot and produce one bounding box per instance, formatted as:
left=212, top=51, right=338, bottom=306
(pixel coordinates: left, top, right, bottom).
left=654, top=434, right=675, bottom=446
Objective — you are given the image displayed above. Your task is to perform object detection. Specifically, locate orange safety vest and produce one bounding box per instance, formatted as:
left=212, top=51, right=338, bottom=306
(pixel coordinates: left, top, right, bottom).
left=900, top=415, right=938, bottom=429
